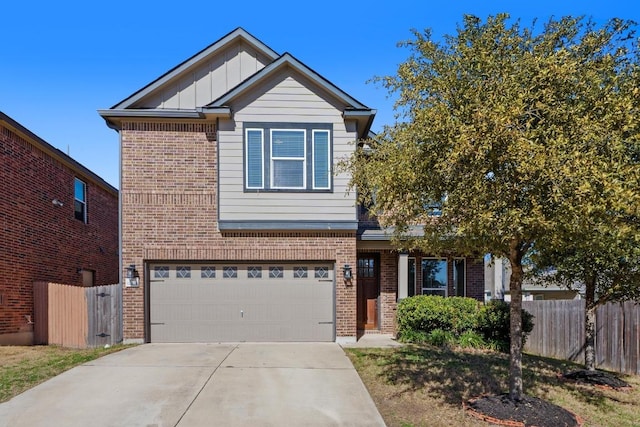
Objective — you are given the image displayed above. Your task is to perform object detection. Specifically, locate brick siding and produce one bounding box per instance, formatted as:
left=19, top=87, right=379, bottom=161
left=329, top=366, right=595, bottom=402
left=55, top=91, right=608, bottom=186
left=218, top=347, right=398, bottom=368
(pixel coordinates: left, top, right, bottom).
left=0, top=122, right=118, bottom=341
left=359, top=249, right=485, bottom=335
left=120, top=122, right=357, bottom=340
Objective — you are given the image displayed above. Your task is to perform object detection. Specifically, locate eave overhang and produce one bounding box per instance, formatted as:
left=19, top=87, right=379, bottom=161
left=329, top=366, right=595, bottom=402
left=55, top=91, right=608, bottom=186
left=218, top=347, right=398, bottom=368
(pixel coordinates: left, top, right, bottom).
left=97, top=107, right=232, bottom=130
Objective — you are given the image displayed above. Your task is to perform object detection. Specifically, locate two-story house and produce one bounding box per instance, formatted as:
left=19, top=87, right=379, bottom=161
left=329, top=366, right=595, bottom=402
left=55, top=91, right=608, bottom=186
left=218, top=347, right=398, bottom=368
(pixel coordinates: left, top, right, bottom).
left=0, top=111, right=118, bottom=345
left=99, top=28, right=484, bottom=344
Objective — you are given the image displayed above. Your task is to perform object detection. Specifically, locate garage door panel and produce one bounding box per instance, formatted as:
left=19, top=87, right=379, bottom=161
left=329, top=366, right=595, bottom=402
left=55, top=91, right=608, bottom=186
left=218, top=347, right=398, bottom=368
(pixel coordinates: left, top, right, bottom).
left=150, top=263, right=335, bottom=342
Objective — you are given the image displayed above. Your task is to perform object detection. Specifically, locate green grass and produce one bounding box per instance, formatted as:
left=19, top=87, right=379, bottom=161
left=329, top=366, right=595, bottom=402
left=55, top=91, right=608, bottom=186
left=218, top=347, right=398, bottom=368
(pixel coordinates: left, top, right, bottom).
left=346, top=345, right=640, bottom=427
left=0, top=345, right=131, bottom=403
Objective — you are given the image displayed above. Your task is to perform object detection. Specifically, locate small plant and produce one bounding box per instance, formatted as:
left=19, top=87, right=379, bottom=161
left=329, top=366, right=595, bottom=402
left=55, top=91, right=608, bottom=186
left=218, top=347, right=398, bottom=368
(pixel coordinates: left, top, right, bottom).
left=426, top=329, right=456, bottom=346
left=457, top=330, right=486, bottom=348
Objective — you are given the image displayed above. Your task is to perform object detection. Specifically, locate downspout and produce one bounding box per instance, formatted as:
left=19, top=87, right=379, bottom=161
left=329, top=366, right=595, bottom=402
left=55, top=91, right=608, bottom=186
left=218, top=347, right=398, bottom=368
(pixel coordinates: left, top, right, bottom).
left=118, top=128, right=124, bottom=344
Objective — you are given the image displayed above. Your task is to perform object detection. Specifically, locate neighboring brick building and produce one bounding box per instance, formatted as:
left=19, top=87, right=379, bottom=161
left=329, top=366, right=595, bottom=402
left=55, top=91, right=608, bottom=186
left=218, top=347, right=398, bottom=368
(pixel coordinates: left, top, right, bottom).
left=0, top=112, right=118, bottom=345
left=99, top=28, right=484, bottom=344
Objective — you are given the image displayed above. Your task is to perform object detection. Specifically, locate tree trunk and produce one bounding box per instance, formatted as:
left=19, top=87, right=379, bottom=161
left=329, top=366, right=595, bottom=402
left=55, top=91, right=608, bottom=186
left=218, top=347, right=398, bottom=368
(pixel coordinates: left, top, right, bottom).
left=508, top=241, right=525, bottom=401
left=584, top=278, right=597, bottom=371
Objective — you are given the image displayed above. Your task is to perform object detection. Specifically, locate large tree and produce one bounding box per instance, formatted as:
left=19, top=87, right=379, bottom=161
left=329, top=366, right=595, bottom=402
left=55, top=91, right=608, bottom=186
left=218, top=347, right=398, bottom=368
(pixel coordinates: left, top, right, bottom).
left=345, top=15, right=640, bottom=401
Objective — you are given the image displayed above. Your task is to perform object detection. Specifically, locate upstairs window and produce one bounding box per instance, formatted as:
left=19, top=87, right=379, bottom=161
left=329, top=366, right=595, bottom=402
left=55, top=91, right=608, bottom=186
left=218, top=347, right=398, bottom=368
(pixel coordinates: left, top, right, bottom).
left=244, top=123, right=332, bottom=192
left=271, top=129, right=306, bottom=189
left=74, top=178, right=87, bottom=223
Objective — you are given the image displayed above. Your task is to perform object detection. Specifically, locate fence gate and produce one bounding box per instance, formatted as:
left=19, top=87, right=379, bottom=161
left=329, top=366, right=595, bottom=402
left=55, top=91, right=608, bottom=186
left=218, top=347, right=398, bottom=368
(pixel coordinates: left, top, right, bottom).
left=87, top=285, right=122, bottom=347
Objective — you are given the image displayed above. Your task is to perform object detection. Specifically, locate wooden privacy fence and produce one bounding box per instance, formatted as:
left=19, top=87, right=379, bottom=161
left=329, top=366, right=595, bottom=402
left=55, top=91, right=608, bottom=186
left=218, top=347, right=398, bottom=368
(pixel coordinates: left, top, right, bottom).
left=33, top=282, right=122, bottom=348
left=523, top=300, right=640, bottom=375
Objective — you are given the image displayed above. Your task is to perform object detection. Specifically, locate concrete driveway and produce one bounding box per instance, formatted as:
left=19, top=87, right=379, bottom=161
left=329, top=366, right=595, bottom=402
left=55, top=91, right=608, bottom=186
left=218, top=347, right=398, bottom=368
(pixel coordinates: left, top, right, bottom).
left=0, top=343, right=386, bottom=427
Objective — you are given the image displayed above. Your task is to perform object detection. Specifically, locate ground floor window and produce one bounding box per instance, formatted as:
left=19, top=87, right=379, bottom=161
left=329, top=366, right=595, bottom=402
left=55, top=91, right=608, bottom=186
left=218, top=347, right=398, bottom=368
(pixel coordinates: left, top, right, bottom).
left=408, top=257, right=416, bottom=297
left=421, top=258, right=447, bottom=296
left=453, top=258, right=466, bottom=297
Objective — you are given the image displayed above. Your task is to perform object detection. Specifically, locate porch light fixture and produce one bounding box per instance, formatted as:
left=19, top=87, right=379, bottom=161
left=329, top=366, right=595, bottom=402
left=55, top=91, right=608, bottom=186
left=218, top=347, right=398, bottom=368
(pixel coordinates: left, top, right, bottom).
left=343, top=264, right=353, bottom=281
left=125, top=264, right=139, bottom=288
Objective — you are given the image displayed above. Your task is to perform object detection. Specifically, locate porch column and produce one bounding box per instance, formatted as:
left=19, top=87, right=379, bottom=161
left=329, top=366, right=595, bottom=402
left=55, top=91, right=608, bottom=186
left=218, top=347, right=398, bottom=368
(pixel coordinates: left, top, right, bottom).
left=397, top=252, right=409, bottom=300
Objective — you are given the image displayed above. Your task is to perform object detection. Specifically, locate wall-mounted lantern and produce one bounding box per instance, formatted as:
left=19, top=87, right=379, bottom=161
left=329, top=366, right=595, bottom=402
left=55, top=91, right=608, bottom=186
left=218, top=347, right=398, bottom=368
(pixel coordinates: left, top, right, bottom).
left=125, top=264, right=139, bottom=288
left=343, top=264, right=353, bottom=282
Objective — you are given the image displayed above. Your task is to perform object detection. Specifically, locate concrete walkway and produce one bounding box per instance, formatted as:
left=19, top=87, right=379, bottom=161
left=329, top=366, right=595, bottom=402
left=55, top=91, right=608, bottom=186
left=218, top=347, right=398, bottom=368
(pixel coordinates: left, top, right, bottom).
left=0, top=343, right=386, bottom=427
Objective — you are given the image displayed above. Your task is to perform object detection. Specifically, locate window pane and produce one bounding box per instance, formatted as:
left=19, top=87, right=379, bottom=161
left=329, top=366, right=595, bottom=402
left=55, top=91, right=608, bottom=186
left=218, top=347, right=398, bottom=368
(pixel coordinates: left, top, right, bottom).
left=272, top=130, right=304, bottom=157
left=74, top=178, right=86, bottom=222
left=74, top=178, right=85, bottom=202
left=313, top=130, right=329, bottom=189
left=408, top=258, right=416, bottom=297
left=422, top=259, right=447, bottom=289
left=454, top=259, right=465, bottom=297
left=273, top=160, right=304, bottom=188
left=246, top=130, right=263, bottom=188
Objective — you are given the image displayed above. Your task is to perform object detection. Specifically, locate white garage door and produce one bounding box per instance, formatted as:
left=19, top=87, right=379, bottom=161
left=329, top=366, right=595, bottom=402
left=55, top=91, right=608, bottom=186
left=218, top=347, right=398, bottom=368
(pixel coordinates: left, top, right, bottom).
left=149, top=263, right=335, bottom=342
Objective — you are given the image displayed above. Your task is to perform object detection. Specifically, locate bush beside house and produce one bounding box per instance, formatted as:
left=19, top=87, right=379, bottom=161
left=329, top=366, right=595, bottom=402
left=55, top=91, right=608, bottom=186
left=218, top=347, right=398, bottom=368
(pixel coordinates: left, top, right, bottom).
left=397, top=296, right=534, bottom=350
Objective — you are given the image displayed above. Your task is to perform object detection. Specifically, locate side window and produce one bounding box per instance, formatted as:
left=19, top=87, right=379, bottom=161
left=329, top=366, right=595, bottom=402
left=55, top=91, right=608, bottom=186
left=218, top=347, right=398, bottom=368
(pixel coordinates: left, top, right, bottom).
left=408, top=257, right=416, bottom=297
left=453, top=258, right=466, bottom=297
left=74, top=178, right=87, bottom=223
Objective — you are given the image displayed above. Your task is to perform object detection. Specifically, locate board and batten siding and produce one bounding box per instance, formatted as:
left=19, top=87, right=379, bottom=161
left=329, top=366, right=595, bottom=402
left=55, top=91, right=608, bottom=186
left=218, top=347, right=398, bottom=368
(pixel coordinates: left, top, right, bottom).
left=218, top=72, right=358, bottom=222
left=132, top=40, right=272, bottom=110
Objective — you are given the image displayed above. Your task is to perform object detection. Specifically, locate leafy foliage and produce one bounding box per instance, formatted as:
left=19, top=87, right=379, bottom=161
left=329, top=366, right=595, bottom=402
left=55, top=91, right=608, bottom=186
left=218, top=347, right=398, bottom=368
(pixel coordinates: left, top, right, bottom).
left=344, top=14, right=640, bottom=399
left=476, top=301, right=534, bottom=352
left=396, top=296, right=531, bottom=351
left=396, top=295, right=479, bottom=341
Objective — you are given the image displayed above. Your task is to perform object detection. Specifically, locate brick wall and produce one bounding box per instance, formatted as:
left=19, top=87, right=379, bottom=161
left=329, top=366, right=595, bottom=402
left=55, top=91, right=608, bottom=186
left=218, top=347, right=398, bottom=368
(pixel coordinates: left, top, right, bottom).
left=360, top=250, right=485, bottom=335
left=378, top=250, right=398, bottom=334
left=0, top=122, right=118, bottom=342
left=120, top=122, right=358, bottom=341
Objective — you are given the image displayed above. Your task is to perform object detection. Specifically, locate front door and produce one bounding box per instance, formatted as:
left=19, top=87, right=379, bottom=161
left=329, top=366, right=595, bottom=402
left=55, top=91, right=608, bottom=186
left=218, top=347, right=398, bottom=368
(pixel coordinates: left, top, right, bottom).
left=357, top=254, right=379, bottom=330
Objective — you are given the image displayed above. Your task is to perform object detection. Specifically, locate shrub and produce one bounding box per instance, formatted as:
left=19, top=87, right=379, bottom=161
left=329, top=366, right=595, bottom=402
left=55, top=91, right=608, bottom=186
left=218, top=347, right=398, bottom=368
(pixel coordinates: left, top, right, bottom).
left=476, top=300, right=534, bottom=352
left=396, top=295, right=480, bottom=343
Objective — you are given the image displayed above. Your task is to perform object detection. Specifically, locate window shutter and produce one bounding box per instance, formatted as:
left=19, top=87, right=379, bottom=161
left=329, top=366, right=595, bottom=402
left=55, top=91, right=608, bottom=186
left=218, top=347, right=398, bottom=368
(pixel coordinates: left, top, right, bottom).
left=246, top=130, right=263, bottom=188
left=313, top=130, right=330, bottom=189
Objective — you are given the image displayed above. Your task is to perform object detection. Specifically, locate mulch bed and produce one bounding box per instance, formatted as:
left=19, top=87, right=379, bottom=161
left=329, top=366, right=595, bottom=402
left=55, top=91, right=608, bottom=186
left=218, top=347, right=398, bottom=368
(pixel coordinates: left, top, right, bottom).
left=561, top=369, right=631, bottom=391
left=465, top=394, right=581, bottom=427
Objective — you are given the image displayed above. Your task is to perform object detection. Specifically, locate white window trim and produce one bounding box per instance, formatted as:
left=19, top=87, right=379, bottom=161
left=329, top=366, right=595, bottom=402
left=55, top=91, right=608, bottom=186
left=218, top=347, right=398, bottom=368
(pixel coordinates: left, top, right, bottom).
left=312, top=129, right=331, bottom=190
left=453, top=257, right=466, bottom=297
left=74, top=177, right=87, bottom=223
left=270, top=128, right=306, bottom=189
left=245, top=128, right=264, bottom=190
left=421, top=257, right=448, bottom=297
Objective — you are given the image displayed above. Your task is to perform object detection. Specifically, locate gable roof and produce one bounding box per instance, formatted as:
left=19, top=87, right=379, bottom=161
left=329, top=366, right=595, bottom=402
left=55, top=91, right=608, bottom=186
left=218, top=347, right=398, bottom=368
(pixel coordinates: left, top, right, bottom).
left=208, top=52, right=369, bottom=110
left=111, top=28, right=279, bottom=110
left=0, top=111, right=117, bottom=195
left=101, top=28, right=375, bottom=137
left=204, top=52, right=375, bottom=138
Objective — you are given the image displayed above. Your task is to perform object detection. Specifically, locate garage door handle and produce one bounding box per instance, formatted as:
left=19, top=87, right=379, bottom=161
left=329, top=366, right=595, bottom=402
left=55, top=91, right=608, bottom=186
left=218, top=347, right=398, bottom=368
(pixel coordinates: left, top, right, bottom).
left=318, top=321, right=334, bottom=324
left=150, top=322, right=165, bottom=325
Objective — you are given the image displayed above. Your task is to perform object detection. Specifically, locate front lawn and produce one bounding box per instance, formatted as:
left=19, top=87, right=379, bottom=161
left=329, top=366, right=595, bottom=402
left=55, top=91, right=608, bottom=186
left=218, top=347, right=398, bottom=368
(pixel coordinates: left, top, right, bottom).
left=0, top=345, right=130, bottom=403
left=346, top=345, right=640, bottom=427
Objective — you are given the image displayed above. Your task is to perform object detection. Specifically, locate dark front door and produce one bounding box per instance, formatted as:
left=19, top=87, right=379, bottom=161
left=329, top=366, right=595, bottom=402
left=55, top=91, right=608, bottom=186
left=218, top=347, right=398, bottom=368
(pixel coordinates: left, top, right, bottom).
left=357, top=254, right=379, bottom=330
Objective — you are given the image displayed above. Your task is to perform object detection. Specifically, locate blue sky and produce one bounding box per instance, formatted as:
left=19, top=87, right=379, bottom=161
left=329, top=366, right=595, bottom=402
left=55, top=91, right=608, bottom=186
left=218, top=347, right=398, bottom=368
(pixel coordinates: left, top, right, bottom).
left=2, top=1, right=638, bottom=188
